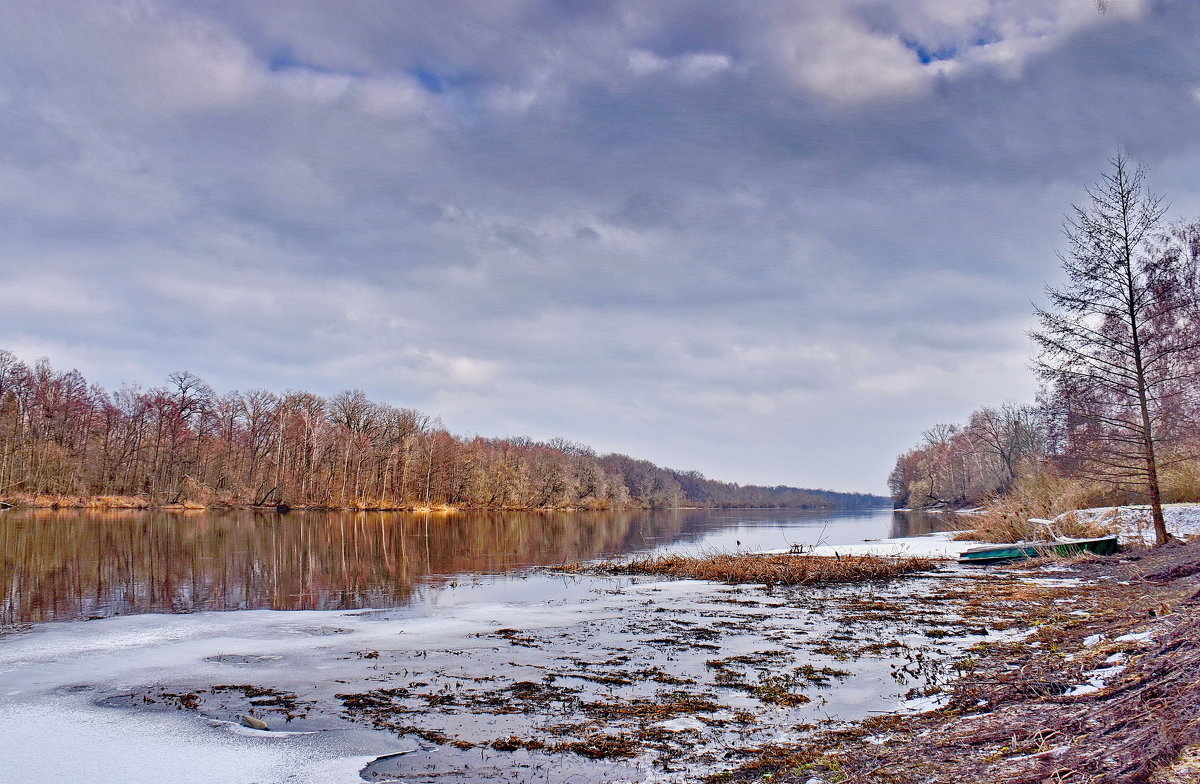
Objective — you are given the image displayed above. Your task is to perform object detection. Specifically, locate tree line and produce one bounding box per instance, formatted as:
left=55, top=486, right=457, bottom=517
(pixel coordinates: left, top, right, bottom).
left=890, top=155, right=1200, bottom=544
left=0, top=350, right=882, bottom=511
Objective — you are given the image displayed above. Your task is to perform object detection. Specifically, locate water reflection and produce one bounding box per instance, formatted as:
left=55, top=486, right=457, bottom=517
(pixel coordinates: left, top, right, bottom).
left=0, top=507, right=937, bottom=623
left=889, top=509, right=964, bottom=539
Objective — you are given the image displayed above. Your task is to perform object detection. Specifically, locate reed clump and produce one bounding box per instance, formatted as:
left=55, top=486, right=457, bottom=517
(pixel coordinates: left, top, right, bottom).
left=572, top=553, right=934, bottom=586
left=953, top=468, right=1113, bottom=542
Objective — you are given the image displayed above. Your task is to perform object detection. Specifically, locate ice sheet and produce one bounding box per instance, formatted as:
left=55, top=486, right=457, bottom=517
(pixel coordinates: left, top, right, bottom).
left=0, top=692, right=379, bottom=784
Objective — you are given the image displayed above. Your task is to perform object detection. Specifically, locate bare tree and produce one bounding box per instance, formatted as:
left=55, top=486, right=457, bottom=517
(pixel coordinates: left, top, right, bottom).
left=1033, top=153, right=1198, bottom=545
left=967, top=402, right=1045, bottom=493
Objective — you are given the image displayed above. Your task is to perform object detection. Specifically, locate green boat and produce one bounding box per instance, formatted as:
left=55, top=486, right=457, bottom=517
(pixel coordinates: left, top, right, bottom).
left=957, top=534, right=1120, bottom=565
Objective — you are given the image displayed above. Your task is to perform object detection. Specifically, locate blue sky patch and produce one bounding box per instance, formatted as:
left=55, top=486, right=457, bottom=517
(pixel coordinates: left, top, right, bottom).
left=901, top=38, right=959, bottom=65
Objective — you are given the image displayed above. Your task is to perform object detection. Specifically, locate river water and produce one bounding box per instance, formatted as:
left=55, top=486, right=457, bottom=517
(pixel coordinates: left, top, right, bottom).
left=0, top=506, right=945, bottom=624
left=0, top=507, right=972, bottom=784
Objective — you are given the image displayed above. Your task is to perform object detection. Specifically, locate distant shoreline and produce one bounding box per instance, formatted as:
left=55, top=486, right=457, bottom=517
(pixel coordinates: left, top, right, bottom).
left=0, top=493, right=884, bottom=514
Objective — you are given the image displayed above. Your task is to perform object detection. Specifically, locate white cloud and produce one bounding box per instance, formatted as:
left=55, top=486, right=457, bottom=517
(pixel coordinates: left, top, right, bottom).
left=766, top=0, right=1150, bottom=103
left=777, top=15, right=931, bottom=103
left=628, top=49, right=733, bottom=82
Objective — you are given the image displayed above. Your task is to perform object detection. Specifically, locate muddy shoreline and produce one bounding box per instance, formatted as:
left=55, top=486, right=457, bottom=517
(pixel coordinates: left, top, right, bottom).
left=719, top=542, right=1200, bottom=784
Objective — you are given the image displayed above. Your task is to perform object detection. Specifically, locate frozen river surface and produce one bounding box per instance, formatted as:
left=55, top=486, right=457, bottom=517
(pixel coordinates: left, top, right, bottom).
left=0, top=507, right=981, bottom=783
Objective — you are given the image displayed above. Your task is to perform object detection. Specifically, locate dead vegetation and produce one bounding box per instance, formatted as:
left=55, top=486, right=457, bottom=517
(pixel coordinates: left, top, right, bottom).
left=560, top=553, right=935, bottom=586
left=714, top=541, right=1200, bottom=784
left=336, top=679, right=726, bottom=761
left=953, top=505, right=1115, bottom=543
left=100, top=683, right=314, bottom=726
left=1, top=493, right=154, bottom=509
left=951, top=469, right=1118, bottom=542
left=0, top=492, right=462, bottom=512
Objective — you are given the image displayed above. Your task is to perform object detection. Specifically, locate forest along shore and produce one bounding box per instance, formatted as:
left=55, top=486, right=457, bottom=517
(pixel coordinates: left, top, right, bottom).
left=0, top=350, right=885, bottom=513
left=0, top=493, right=870, bottom=513
left=718, top=540, right=1200, bottom=784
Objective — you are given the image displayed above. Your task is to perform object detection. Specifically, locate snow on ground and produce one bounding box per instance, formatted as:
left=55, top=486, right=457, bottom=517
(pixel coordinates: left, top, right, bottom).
left=1064, top=664, right=1126, bottom=697
left=1114, top=631, right=1156, bottom=644
left=759, top=531, right=997, bottom=560
left=1060, top=503, right=1200, bottom=543
left=825, top=502, right=1200, bottom=557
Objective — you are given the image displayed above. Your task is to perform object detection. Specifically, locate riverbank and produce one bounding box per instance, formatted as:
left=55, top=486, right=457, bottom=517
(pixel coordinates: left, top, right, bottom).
left=717, top=539, right=1200, bottom=784
left=0, top=492, right=860, bottom=514
left=0, top=493, right=462, bottom=512
left=942, top=501, right=1200, bottom=547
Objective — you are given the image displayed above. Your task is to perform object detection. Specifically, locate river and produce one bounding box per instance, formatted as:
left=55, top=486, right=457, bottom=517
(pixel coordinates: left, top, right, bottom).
left=0, top=506, right=946, bottom=624
left=0, top=507, right=973, bottom=784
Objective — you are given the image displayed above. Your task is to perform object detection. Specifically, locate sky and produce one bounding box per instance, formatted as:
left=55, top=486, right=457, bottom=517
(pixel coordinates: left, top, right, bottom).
left=2, top=0, right=1200, bottom=495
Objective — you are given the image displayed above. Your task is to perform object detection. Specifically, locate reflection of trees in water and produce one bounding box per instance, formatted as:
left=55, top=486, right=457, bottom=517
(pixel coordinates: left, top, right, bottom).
left=889, top=511, right=963, bottom=539
left=0, top=509, right=711, bottom=623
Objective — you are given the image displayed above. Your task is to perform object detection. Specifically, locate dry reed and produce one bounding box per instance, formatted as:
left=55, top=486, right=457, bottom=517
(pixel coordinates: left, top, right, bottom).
left=1, top=493, right=151, bottom=509
left=572, top=553, right=934, bottom=586
left=953, top=469, right=1114, bottom=542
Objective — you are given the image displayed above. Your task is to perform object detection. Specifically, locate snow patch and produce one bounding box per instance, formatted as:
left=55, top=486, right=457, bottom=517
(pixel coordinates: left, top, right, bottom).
left=654, top=716, right=707, bottom=732
left=1114, top=631, right=1155, bottom=644
left=1065, top=664, right=1125, bottom=696
left=1065, top=503, right=1200, bottom=543
left=759, top=531, right=987, bottom=560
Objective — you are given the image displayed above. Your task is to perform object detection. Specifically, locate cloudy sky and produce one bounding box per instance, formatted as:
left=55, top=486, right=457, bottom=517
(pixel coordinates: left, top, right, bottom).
left=2, top=0, right=1199, bottom=494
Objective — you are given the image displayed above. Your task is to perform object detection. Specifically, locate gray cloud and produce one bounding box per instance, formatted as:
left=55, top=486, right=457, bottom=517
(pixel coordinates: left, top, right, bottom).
left=1, top=0, right=1198, bottom=492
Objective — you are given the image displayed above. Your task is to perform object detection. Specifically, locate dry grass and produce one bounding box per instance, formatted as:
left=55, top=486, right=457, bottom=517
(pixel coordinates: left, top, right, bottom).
left=956, top=506, right=1115, bottom=543
left=91, top=495, right=152, bottom=508
left=1, top=493, right=151, bottom=509
left=954, top=469, right=1115, bottom=542
left=0, top=492, right=460, bottom=512
left=161, top=499, right=209, bottom=510
left=568, top=553, right=934, bottom=586
left=1161, top=461, right=1200, bottom=504
left=336, top=499, right=459, bottom=512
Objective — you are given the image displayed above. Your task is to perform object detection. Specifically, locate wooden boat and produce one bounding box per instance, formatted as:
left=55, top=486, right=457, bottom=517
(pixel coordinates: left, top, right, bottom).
left=957, top=534, right=1120, bottom=565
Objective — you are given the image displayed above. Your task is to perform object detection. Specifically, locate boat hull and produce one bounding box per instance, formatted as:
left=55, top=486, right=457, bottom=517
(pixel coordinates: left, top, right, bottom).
left=957, top=534, right=1120, bottom=565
